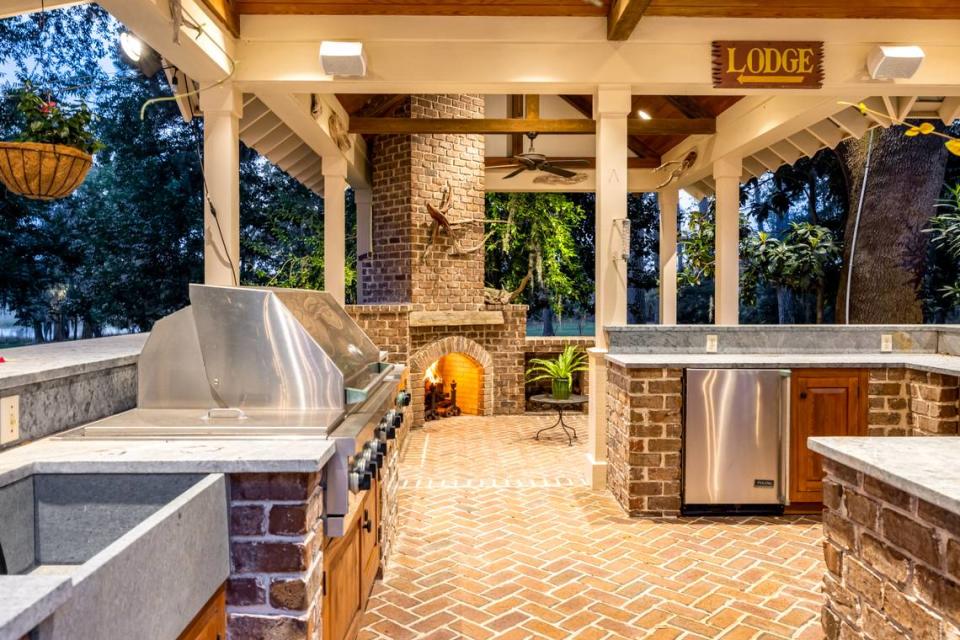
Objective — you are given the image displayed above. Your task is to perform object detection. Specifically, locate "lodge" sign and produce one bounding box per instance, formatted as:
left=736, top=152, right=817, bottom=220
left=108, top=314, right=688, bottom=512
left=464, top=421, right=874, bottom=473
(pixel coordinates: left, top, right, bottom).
left=712, top=41, right=824, bottom=89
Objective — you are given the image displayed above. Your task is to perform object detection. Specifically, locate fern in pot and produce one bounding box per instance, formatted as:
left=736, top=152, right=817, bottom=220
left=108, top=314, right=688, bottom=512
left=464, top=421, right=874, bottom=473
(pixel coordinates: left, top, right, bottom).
left=526, top=345, right=588, bottom=400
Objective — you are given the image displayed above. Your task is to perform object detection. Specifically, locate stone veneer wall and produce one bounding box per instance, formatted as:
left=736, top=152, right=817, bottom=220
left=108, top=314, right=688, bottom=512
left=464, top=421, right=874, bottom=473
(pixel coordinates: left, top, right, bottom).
left=867, top=369, right=959, bottom=436
left=226, top=473, right=324, bottom=639
left=0, top=363, right=137, bottom=448
left=821, top=458, right=960, bottom=639
left=605, top=364, right=682, bottom=516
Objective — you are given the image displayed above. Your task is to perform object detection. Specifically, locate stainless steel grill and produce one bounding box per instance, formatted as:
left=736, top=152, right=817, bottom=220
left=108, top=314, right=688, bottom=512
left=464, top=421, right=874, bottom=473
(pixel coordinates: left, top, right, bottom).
left=60, top=284, right=410, bottom=536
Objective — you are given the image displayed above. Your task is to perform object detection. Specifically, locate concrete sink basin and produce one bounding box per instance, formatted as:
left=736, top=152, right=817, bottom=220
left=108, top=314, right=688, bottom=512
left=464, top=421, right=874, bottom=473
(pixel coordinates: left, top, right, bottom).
left=0, top=473, right=228, bottom=640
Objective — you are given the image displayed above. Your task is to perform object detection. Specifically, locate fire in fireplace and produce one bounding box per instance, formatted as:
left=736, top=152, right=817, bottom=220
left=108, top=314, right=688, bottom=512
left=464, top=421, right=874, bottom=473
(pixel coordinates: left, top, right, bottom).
left=422, top=354, right=483, bottom=421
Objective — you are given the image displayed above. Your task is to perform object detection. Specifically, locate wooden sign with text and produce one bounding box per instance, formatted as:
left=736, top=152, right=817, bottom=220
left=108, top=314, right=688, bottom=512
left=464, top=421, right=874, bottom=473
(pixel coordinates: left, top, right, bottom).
left=712, top=41, right=824, bottom=89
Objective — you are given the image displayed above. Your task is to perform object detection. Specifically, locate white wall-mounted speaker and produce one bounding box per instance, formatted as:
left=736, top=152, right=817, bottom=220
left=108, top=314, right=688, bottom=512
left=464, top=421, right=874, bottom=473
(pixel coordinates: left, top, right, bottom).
left=867, top=45, right=925, bottom=80
left=319, top=41, right=367, bottom=77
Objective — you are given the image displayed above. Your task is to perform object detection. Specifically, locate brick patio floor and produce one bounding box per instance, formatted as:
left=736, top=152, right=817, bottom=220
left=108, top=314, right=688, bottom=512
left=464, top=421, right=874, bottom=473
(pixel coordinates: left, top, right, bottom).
left=359, top=415, right=825, bottom=640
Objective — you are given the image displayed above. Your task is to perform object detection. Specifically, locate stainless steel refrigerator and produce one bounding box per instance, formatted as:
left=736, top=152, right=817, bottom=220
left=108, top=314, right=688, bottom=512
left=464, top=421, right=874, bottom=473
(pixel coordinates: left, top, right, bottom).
left=683, top=369, right=791, bottom=514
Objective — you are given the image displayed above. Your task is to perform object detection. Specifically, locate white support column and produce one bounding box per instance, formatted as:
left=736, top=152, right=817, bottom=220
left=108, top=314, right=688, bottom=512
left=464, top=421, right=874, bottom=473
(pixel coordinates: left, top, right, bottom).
left=355, top=188, right=373, bottom=260
left=713, top=156, right=742, bottom=325
left=200, top=84, right=242, bottom=286
left=658, top=187, right=679, bottom=325
left=586, top=85, right=631, bottom=490
left=324, top=157, right=348, bottom=305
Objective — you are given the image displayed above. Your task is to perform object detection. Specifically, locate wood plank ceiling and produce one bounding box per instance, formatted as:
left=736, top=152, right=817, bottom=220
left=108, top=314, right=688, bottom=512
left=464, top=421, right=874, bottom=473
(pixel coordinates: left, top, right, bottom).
left=235, top=0, right=960, bottom=19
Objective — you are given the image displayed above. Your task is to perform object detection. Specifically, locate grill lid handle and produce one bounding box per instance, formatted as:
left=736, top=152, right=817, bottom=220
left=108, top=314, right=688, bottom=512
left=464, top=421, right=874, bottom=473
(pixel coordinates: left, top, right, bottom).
left=204, top=407, right=248, bottom=421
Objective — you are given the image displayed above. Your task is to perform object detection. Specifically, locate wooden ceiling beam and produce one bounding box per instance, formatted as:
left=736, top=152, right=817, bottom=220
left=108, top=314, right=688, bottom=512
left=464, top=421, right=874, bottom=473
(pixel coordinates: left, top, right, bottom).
left=348, top=117, right=714, bottom=136
left=486, top=157, right=661, bottom=169
left=357, top=94, right=408, bottom=118
left=198, top=0, right=240, bottom=37
left=662, top=96, right=712, bottom=119
left=509, top=95, right=525, bottom=156
left=607, top=0, right=652, bottom=41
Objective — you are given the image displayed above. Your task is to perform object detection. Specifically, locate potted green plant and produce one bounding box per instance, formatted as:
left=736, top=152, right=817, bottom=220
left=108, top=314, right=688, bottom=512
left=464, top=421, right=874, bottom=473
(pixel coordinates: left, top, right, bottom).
left=0, top=83, right=102, bottom=200
left=526, top=345, right=588, bottom=400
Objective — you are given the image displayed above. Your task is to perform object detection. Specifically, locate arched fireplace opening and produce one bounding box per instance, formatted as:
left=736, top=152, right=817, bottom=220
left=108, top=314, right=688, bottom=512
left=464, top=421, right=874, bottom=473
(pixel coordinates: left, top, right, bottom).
left=423, top=353, right=483, bottom=421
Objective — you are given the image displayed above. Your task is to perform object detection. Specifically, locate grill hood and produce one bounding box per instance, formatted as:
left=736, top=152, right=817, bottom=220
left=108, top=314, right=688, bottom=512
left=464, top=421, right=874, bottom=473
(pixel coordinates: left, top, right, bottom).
left=139, top=284, right=383, bottom=413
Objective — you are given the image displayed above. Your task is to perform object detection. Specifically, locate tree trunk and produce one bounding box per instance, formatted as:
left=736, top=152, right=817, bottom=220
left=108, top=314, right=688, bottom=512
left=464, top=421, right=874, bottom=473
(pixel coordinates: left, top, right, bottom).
left=777, top=287, right=798, bottom=324
left=542, top=307, right=556, bottom=336
left=836, top=127, right=949, bottom=323
left=32, top=321, right=45, bottom=344
left=816, top=287, right=824, bottom=325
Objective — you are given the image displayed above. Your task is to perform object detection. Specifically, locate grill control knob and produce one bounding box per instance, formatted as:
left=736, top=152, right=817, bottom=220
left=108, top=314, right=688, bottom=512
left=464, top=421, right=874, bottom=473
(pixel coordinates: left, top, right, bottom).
left=398, top=391, right=411, bottom=407
left=349, top=463, right=371, bottom=492
left=393, top=412, right=403, bottom=428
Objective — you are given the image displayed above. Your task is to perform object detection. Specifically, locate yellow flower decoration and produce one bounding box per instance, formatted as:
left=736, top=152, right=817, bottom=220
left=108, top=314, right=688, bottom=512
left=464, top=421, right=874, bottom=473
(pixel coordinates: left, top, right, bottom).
left=947, top=139, right=960, bottom=157
left=905, top=122, right=936, bottom=137
left=857, top=102, right=869, bottom=115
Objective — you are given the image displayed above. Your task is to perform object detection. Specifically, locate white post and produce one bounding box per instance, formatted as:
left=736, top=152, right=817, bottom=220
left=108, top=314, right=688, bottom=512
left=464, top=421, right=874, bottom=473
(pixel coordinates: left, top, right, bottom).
left=658, top=187, right=679, bottom=325
left=324, top=157, right=348, bottom=305
left=354, top=187, right=373, bottom=260
left=586, top=85, right=631, bottom=490
left=199, top=84, right=242, bottom=286
left=713, top=156, right=742, bottom=325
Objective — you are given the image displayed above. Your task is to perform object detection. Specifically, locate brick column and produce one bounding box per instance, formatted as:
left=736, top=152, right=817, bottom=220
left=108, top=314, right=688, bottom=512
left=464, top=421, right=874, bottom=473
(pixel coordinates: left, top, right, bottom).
left=908, top=370, right=959, bottom=435
left=821, top=459, right=960, bottom=639
left=226, top=473, right=324, bottom=639
left=867, top=369, right=911, bottom=436
left=605, top=364, right=682, bottom=516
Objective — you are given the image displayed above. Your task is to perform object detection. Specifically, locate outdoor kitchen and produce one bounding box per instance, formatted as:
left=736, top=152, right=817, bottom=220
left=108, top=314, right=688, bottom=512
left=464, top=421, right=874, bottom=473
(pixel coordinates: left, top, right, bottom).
left=2, top=1, right=960, bottom=639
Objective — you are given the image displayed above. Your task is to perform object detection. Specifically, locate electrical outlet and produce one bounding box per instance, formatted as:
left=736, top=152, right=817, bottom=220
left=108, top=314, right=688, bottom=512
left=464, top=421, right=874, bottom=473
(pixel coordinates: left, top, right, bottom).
left=705, top=335, right=719, bottom=353
left=0, top=395, right=19, bottom=445
left=881, top=334, right=893, bottom=353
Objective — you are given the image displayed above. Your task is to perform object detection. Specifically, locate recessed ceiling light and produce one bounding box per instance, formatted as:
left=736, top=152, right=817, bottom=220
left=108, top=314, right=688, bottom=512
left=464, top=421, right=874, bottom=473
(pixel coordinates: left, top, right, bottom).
left=637, top=110, right=652, bottom=120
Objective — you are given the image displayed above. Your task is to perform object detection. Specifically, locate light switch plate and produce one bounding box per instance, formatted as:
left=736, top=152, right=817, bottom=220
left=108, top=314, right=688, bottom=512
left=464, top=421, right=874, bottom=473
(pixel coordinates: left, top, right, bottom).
left=705, top=335, right=719, bottom=353
left=0, top=395, right=19, bottom=445
left=880, top=334, right=893, bottom=352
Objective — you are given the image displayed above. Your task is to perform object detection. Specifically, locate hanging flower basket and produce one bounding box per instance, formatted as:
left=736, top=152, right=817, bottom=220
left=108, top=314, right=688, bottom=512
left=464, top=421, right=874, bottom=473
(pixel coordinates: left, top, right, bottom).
left=0, top=141, right=92, bottom=200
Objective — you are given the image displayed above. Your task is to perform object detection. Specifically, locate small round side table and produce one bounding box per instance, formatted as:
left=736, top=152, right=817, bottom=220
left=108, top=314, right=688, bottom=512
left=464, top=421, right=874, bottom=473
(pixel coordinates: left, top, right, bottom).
left=530, top=393, right=588, bottom=447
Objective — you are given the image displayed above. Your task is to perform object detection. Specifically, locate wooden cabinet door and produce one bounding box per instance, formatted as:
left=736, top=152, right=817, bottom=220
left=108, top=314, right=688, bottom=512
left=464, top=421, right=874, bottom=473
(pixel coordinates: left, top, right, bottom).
left=790, top=369, right=867, bottom=504
left=360, top=477, right=381, bottom=604
left=177, top=586, right=226, bottom=640
left=323, top=519, right=363, bottom=640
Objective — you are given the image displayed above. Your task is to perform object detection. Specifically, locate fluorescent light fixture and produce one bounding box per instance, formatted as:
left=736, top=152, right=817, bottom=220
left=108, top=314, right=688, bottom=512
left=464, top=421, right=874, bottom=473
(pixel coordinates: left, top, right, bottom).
left=120, top=32, right=144, bottom=62
left=119, top=31, right=162, bottom=77
left=319, top=41, right=367, bottom=77
left=866, top=45, right=925, bottom=80
left=637, top=110, right=652, bottom=120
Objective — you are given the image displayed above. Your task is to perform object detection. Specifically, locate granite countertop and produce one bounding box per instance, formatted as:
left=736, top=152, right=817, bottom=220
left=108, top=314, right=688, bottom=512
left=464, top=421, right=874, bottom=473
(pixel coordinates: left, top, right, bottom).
left=0, top=435, right=337, bottom=487
left=603, top=352, right=960, bottom=376
left=809, top=437, right=960, bottom=518
left=0, top=575, right=72, bottom=640
left=0, top=334, right=148, bottom=389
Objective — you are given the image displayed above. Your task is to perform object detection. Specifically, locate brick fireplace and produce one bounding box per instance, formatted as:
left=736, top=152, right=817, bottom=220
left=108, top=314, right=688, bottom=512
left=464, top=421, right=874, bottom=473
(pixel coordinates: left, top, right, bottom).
left=347, top=94, right=527, bottom=426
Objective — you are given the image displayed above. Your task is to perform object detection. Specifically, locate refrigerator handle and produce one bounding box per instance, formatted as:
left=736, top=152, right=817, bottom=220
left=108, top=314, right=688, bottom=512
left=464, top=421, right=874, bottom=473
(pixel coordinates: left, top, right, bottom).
left=779, top=371, right=791, bottom=506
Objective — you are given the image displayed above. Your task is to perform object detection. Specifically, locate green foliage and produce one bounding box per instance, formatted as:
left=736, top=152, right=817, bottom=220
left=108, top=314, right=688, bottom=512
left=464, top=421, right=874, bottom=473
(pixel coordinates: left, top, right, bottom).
left=485, top=193, right=588, bottom=316
left=12, top=82, right=102, bottom=154
left=677, top=208, right=717, bottom=288
left=0, top=5, right=341, bottom=341
left=742, top=223, right=840, bottom=305
left=927, top=183, right=960, bottom=307
left=525, top=345, right=588, bottom=384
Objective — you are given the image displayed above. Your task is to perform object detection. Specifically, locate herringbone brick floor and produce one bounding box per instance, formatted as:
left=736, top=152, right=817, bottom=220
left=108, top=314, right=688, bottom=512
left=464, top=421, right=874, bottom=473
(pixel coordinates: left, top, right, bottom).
left=360, top=415, right=825, bottom=640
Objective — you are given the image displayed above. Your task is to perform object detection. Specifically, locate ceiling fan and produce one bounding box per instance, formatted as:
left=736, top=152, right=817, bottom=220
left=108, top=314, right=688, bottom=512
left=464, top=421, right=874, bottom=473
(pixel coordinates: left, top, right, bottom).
left=498, top=133, right=589, bottom=180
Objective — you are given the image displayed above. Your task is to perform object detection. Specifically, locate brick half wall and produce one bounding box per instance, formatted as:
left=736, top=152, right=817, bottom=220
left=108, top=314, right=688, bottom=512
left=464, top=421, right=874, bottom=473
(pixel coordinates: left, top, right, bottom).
left=821, top=459, right=960, bottom=639
left=226, top=473, right=324, bottom=639
left=605, top=364, right=683, bottom=516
